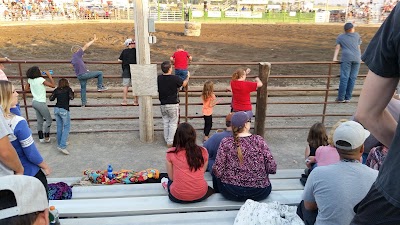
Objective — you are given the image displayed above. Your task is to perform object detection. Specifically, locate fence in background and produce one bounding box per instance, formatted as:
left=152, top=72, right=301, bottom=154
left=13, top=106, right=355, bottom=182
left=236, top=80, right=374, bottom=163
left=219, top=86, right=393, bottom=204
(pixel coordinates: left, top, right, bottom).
left=5, top=60, right=366, bottom=135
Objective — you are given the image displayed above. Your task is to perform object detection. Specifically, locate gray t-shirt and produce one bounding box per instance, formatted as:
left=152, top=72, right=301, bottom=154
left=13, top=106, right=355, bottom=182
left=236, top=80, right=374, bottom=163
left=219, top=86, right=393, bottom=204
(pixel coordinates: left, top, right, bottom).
left=0, top=107, right=14, bottom=176
left=303, top=161, right=378, bottom=225
left=336, top=32, right=362, bottom=62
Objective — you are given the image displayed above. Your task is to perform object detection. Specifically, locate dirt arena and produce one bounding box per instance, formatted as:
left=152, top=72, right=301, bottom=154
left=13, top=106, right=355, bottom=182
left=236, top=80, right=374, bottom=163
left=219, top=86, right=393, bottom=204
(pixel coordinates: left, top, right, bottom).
left=0, top=22, right=380, bottom=83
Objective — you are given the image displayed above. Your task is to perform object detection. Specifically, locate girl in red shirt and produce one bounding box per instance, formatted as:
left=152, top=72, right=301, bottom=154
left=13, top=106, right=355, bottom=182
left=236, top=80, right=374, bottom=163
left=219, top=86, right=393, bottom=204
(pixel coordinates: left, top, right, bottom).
left=230, top=68, right=263, bottom=112
left=165, top=122, right=214, bottom=203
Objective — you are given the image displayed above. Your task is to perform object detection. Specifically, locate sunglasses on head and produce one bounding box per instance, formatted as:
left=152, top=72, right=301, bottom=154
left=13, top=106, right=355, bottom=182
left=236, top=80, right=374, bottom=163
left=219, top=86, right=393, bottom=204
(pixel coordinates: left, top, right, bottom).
left=129, top=42, right=135, bottom=45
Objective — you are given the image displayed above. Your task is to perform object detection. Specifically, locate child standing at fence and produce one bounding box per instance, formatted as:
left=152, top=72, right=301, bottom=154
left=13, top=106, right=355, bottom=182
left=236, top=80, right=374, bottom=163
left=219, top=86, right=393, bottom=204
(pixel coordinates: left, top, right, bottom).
left=49, top=78, right=74, bottom=155
left=170, top=45, right=192, bottom=81
left=25, top=66, right=55, bottom=143
left=201, top=81, right=220, bottom=142
left=230, top=68, right=262, bottom=113
left=118, top=38, right=138, bottom=106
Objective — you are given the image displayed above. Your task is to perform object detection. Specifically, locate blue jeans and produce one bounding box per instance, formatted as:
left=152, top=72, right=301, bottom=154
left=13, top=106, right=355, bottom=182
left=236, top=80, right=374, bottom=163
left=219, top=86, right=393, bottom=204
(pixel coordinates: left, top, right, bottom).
left=54, top=107, right=70, bottom=149
left=337, top=61, right=360, bottom=101
left=213, top=176, right=272, bottom=202
left=175, top=69, right=188, bottom=81
left=77, top=71, right=104, bottom=105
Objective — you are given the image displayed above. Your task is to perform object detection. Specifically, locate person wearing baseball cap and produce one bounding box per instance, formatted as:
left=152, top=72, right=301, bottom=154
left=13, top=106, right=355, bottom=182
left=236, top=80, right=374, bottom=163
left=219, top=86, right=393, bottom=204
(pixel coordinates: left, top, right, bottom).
left=203, top=113, right=233, bottom=172
left=118, top=38, right=138, bottom=106
left=298, top=121, right=378, bottom=225
left=0, top=175, right=49, bottom=225
left=333, top=22, right=362, bottom=103
left=212, top=111, right=277, bottom=201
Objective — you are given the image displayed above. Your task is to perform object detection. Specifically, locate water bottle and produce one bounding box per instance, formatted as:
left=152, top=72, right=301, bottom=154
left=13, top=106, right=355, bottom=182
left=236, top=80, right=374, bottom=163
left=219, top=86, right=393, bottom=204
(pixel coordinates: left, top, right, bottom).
left=49, top=206, right=60, bottom=225
left=107, top=164, right=114, bottom=179
left=49, top=69, right=54, bottom=75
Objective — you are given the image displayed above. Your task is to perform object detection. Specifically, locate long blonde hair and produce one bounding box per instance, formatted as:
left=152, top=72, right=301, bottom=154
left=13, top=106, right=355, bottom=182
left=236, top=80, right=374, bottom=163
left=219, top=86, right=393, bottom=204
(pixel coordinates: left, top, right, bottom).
left=231, top=69, right=246, bottom=80
left=232, top=125, right=245, bottom=165
left=201, top=80, right=214, bottom=101
left=328, top=119, right=349, bottom=146
left=0, top=80, right=13, bottom=115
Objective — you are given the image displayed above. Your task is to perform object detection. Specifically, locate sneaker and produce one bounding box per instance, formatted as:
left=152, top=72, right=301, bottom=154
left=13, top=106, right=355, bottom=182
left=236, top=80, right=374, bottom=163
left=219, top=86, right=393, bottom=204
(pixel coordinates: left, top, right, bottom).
left=335, top=99, right=345, bottom=103
left=97, top=86, right=108, bottom=92
left=344, top=100, right=351, bottom=103
left=161, top=177, right=169, bottom=191
left=44, top=137, right=51, bottom=143
left=39, top=139, right=45, bottom=143
left=57, top=147, right=70, bottom=155
left=81, top=104, right=86, bottom=107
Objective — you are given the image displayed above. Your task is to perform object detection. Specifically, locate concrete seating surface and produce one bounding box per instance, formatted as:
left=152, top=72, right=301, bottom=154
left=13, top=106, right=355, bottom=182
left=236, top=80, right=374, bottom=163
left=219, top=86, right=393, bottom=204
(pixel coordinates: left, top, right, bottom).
left=50, top=169, right=304, bottom=225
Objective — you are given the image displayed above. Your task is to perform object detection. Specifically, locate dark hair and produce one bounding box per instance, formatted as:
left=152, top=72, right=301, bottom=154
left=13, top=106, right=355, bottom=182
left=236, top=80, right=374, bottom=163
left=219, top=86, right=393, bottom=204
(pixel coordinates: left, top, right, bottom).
left=58, top=78, right=69, bottom=89
left=170, top=123, right=204, bottom=171
left=226, top=120, right=231, bottom=127
left=307, top=122, right=328, bottom=149
left=0, top=190, right=40, bottom=225
left=161, top=61, right=171, bottom=73
left=26, top=66, right=41, bottom=79
left=232, top=125, right=245, bottom=164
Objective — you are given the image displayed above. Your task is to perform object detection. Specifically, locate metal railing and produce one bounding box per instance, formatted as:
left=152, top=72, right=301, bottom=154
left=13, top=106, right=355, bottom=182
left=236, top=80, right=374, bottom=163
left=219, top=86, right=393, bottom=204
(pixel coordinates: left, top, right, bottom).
left=4, top=60, right=366, bottom=134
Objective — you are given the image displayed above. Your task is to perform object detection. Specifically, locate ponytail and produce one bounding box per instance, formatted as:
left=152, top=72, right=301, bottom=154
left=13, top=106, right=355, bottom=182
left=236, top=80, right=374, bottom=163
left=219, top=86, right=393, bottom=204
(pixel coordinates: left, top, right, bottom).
left=233, top=126, right=244, bottom=165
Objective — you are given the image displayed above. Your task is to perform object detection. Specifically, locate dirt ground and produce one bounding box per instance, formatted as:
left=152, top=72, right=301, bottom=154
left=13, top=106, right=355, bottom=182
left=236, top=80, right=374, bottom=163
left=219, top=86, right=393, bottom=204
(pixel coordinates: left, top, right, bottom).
left=0, top=22, right=380, bottom=176
left=0, top=23, right=379, bottom=81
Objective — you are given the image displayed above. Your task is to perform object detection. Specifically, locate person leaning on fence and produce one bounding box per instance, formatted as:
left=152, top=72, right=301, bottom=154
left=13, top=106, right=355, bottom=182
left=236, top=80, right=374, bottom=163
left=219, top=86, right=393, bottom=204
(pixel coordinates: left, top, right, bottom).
left=1, top=80, right=52, bottom=198
left=118, top=38, right=138, bottom=106
left=351, top=3, right=400, bottom=223
left=0, top=175, right=49, bottom=225
left=49, top=78, right=74, bottom=155
left=332, top=22, right=362, bottom=103
left=157, top=61, right=190, bottom=148
left=203, top=112, right=233, bottom=172
left=212, top=111, right=277, bottom=202
left=71, top=34, right=108, bottom=107
left=297, top=121, right=378, bottom=225
left=230, top=68, right=262, bottom=113
left=25, top=66, right=55, bottom=143
left=164, top=122, right=214, bottom=203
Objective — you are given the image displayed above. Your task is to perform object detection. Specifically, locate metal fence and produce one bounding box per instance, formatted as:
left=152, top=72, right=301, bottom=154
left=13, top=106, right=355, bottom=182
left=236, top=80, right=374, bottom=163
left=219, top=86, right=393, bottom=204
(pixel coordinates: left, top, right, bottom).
left=4, top=60, right=366, bottom=134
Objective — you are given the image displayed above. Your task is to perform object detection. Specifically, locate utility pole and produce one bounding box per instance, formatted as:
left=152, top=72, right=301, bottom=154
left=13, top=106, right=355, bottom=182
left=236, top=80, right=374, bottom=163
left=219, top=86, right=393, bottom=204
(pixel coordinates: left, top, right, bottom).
left=133, top=0, right=154, bottom=143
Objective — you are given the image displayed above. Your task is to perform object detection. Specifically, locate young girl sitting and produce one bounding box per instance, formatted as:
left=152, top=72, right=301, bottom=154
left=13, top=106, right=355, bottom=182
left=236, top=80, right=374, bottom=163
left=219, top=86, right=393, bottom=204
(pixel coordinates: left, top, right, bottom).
left=305, top=122, right=328, bottom=169
left=165, top=122, right=214, bottom=203
left=0, top=80, right=52, bottom=197
left=49, top=78, right=74, bottom=155
left=201, top=80, right=220, bottom=142
left=25, top=66, right=55, bottom=143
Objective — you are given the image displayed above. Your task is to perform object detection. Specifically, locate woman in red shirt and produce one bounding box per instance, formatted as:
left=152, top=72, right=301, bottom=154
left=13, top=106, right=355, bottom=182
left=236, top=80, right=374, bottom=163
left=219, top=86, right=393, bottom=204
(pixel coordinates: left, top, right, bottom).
left=166, top=122, right=214, bottom=203
left=230, top=68, right=263, bottom=113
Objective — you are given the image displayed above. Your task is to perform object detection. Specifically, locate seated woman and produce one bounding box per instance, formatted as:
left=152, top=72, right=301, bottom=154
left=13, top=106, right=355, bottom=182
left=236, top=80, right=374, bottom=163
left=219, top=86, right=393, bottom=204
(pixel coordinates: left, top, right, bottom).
left=165, top=122, right=213, bottom=203
left=212, top=111, right=277, bottom=201
left=0, top=80, right=52, bottom=197
left=366, top=145, right=388, bottom=170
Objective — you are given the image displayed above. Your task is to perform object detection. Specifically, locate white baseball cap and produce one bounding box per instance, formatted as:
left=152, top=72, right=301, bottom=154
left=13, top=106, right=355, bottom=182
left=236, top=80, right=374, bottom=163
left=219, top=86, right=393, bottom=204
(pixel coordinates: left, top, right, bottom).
left=0, top=175, right=48, bottom=220
left=333, top=121, right=370, bottom=150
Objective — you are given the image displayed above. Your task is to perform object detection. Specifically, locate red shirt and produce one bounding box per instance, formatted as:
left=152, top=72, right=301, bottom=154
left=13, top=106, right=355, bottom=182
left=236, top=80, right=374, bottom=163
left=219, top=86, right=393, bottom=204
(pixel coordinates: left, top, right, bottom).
left=166, top=147, right=208, bottom=201
left=171, top=50, right=190, bottom=69
left=231, top=80, right=258, bottom=111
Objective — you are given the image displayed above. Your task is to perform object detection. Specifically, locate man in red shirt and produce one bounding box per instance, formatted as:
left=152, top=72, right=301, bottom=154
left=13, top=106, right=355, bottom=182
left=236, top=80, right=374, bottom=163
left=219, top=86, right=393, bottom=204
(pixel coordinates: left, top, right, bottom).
left=170, top=45, right=192, bottom=81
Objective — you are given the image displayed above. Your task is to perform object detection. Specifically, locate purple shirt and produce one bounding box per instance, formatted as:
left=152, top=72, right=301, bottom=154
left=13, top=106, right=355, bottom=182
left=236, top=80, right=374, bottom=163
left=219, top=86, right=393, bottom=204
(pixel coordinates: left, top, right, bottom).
left=71, top=49, right=88, bottom=76
left=212, top=134, right=277, bottom=188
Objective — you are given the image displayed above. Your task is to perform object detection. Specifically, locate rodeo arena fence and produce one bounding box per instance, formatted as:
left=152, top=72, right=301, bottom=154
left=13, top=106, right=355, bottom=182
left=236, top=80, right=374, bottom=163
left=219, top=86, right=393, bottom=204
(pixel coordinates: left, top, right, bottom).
left=0, top=0, right=399, bottom=24
left=5, top=60, right=367, bottom=135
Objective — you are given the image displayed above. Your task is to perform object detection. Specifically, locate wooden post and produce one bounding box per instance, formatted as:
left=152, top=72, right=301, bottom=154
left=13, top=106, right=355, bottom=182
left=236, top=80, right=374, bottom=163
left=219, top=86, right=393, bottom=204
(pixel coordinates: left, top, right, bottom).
left=254, top=62, right=271, bottom=137
left=134, top=0, right=154, bottom=143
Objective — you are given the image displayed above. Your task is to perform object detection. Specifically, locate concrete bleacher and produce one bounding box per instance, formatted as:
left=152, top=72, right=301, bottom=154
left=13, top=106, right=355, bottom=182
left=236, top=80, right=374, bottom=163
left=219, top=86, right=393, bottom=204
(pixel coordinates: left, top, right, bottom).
left=48, top=169, right=304, bottom=225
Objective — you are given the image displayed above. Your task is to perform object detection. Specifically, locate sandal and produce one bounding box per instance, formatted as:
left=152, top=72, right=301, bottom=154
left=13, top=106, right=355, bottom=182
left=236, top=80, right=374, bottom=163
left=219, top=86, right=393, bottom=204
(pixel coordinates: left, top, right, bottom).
left=133, top=101, right=139, bottom=106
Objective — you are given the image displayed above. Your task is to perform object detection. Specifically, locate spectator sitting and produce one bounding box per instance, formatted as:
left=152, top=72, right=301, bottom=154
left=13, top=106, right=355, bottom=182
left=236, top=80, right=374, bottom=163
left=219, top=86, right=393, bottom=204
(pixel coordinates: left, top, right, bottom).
left=366, top=145, right=388, bottom=171
left=0, top=175, right=49, bottom=225
left=203, top=112, right=233, bottom=172
left=297, top=121, right=378, bottom=225
left=212, top=111, right=277, bottom=201
left=165, top=122, right=214, bottom=203
left=304, top=122, right=328, bottom=170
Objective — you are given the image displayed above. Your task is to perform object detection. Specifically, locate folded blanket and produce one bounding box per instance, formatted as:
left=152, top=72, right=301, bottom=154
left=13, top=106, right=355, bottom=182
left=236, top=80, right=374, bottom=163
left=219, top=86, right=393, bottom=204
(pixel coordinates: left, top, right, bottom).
left=83, top=168, right=160, bottom=185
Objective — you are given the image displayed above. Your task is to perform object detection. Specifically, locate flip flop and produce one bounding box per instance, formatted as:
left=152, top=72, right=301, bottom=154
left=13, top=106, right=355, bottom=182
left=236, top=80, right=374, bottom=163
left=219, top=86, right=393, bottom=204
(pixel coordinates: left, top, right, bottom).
left=121, top=102, right=128, bottom=106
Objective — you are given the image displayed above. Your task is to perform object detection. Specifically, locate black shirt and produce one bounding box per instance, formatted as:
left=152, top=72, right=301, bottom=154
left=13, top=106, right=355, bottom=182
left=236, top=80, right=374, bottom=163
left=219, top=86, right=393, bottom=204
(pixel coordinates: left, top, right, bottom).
left=119, top=48, right=137, bottom=78
left=49, top=87, right=74, bottom=111
left=157, top=74, right=183, bottom=105
left=362, top=2, right=400, bottom=208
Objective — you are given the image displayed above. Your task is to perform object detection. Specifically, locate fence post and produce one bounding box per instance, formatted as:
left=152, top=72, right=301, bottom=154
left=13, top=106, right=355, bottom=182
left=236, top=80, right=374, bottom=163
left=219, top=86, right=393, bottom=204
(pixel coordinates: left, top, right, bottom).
left=255, top=62, right=271, bottom=137
left=322, top=63, right=333, bottom=124
left=18, top=62, right=30, bottom=127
